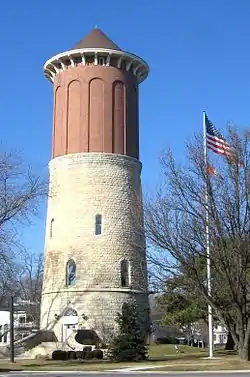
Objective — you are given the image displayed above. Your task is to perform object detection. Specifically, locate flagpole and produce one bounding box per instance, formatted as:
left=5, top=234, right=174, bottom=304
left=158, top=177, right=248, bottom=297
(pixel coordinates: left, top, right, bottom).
left=203, top=111, right=214, bottom=358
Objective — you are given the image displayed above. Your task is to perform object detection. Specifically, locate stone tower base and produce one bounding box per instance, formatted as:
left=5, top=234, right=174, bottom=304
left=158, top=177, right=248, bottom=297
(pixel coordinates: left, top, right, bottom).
left=40, top=153, right=150, bottom=344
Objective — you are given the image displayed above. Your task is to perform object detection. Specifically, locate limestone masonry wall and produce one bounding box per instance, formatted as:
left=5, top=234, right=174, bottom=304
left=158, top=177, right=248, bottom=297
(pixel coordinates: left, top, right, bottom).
left=40, top=153, right=150, bottom=342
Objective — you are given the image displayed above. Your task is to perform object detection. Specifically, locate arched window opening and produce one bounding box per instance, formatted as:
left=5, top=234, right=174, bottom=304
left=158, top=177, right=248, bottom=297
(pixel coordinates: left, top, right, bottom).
left=121, top=259, right=130, bottom=287
left=63, top=307, right=78, bottom=316
left=66, top=259, right=76, bottom=287
left=50, top=218, right=54, bottom=238
left=95, top=214, right=102, bottom=235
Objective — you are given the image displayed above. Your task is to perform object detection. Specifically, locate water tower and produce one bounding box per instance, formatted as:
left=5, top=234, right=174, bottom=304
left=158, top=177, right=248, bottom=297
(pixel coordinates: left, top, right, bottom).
left=40, top=28, right=150, bottom=343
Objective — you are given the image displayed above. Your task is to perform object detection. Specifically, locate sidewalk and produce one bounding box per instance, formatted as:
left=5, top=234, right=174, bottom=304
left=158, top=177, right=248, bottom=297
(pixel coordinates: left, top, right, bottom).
left=106, top=359, right=250, bottom=373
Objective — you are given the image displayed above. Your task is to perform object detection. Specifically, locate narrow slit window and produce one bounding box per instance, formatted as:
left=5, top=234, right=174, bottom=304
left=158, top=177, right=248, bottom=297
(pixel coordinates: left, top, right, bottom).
left=95, top=214, right=102, bottom=235
left=50, top=218, right=54, bottom=238
left=66, top=259, right=76, bottom=287
left=121, top=259, right=130, bottom=287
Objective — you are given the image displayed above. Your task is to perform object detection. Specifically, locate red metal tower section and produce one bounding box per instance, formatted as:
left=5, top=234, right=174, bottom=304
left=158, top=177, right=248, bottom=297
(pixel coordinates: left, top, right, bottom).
left=44, top=28, right=149, bottom=160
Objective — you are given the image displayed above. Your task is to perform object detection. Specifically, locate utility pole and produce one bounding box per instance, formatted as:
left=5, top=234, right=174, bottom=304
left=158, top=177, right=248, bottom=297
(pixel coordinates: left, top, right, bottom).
left=9, top=296, right=14, bottom=363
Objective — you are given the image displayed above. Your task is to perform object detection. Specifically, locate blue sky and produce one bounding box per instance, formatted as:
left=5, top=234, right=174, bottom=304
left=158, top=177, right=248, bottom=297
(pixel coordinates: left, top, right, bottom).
left=0, top=0, right=250, bottom=255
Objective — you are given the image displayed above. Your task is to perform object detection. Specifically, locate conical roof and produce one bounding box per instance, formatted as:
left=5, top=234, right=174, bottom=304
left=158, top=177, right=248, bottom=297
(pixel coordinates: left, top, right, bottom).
left=72, top=28, right=121, bottom=51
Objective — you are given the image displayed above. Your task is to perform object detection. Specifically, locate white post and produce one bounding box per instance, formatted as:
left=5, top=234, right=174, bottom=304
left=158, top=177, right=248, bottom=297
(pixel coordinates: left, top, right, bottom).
left=203, top=111, right=214, bottom=358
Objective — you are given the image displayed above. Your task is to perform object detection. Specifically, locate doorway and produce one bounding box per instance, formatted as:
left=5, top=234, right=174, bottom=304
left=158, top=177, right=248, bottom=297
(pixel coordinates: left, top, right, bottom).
left=64, top=323, right=76, bottom=342
left=61, top=307, right=78, bottom=343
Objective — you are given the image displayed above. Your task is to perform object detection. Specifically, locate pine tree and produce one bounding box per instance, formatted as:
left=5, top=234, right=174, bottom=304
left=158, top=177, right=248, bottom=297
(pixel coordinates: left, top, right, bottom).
left=109, top=303, right=148, bottom=361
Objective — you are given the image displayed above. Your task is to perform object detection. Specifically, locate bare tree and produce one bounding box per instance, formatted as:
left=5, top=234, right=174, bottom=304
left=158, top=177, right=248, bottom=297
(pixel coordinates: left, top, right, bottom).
left=145, top=127, right=250, bottom=361
left=14, top=251, right=43, bottom=327
left=0, top=151, right=46, bottom=308
left=0, top=151, right=46, bottom=227
left=0, top=258, right=16, bottom=307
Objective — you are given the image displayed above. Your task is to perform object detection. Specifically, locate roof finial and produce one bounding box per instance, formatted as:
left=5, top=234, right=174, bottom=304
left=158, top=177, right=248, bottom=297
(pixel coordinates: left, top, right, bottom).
left=72, top=28, right=121, bottom=51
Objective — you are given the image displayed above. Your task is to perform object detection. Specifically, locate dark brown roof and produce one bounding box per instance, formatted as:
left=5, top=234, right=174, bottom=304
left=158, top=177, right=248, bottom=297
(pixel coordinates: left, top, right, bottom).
left=72, top=27, right=121, bottom=51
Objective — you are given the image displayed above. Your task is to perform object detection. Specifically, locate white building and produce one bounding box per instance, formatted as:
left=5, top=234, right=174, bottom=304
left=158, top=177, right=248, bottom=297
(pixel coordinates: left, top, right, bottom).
left=0, top=311, right=10, bottom=346
left=213, top=324, right=228, bottom=345
left=0, top=304, right=38, bottom=347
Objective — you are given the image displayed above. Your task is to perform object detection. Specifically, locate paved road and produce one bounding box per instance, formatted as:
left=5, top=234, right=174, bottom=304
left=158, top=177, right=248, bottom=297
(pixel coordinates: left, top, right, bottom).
left=0, top=372, right=250, bottom=377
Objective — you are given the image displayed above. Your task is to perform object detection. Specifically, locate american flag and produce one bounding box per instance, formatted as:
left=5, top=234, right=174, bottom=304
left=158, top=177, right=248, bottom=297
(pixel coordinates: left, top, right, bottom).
left=205, top=114, right=233, bottom=156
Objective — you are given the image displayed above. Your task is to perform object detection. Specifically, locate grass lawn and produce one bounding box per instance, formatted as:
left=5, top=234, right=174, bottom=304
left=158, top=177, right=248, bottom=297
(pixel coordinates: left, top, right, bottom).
left=1, top=359, right=175, bottom=372
left=149, top=343, right=208, bottom=359
left=0, top=344, right=249, bottom=372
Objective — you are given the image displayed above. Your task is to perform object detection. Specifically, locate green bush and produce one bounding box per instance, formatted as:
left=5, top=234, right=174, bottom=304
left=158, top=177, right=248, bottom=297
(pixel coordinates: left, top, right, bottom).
left=91, top=349, right=103, bottom=359
left=155, top=337, right=178, bottom=344
left=108, top=303, right=148, bottom=361
left=67, top=351, right=76, bottom=359
left=76, top=351, right=84, bottom=359
left=52, top=350, right=68, bottom=360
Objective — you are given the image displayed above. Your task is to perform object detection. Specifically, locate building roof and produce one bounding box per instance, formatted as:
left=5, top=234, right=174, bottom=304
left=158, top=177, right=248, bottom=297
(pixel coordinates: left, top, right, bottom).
left=72, top=27, right=121, bottom=51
